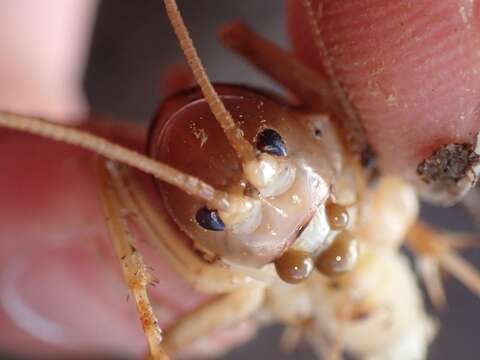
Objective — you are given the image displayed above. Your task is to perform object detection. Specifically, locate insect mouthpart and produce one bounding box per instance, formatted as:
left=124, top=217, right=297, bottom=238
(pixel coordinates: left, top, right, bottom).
left=274, top=200, right=356, bottom=284
left=243, top=153, right=297, bottom=198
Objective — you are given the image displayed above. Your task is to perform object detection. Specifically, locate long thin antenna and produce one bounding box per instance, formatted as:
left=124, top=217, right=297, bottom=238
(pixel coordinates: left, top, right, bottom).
left=302, top=0, right=357, bottom=124
left=163, top=0, right=256, bottom=163
left=302, top=0, right=369, bottom=159
left=0, top=112, right=231, bottom=210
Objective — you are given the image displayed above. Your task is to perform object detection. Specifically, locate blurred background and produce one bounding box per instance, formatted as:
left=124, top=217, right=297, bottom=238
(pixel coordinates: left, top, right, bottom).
left=4, top=0, right=480, bottom=359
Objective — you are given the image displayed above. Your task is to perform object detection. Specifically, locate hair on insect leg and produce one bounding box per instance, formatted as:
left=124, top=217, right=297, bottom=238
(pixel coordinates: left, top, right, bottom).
left=108, top=162, right=255, bottom=294
left=102, top=162, right=267, bottom=356
left=95, top=157, right=168, bottom=360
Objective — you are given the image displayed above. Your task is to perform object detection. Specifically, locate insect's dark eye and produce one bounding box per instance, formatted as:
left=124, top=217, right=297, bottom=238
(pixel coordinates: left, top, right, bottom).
left=256, top=128, right=287, bottom=157
left=195, top=207, right=225, bottom=231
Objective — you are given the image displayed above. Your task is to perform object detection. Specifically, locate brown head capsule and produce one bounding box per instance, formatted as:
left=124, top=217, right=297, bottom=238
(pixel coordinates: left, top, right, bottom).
left=315, top=231, right=359, bottom=276
left=144, top=0, right=349, bottom=270
left=148, top=85, right=343, bottom=267
left=326, top=203, right=349, bottom=230
left=274, top=250, right=314, bottom=284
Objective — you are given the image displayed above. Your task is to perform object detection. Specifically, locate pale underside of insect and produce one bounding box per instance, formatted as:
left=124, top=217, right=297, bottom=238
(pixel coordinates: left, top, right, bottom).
left=0, top=1, right=479, bottom=360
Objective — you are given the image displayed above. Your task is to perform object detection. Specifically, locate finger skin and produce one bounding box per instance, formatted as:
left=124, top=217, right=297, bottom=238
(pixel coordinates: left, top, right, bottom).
left=288, top=0, right=480, bottom=190
left=0, top=1, right=255, bottom=353
left=0, top=0, right=98, bottom=120
left=0, top=119, right=260, bottom=359
left=0, top=122, right=209, bottom=357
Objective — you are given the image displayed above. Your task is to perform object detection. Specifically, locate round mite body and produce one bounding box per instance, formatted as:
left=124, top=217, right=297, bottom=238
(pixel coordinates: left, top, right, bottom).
left=148, top=84, right=348, bottom=267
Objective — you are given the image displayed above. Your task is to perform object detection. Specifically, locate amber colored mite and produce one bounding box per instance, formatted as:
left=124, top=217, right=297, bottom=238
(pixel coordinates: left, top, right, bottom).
left=315, top=231, right=359, bottom=277
left=326, top=203, right=350, bottom=230
left=274, top=250, right=314, bottom=284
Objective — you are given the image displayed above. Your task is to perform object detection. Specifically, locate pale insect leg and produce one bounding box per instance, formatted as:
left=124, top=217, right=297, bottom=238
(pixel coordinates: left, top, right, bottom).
left=95, top=157, right=169, bottom=360
left=163, top=285, right=265, bottom=354
left=415, top=257, right=447, bottom=309
left=407, top=221, right=480, bottom=306
left=109, top=162, right=257, bottom=294
left=103, top=161, right=266, bottom=354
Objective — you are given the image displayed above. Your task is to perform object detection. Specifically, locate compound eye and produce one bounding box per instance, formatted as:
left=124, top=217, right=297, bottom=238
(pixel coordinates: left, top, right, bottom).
left=256, top=128, right=287, bottom=157
left=195, top=207, right=225, bottom=231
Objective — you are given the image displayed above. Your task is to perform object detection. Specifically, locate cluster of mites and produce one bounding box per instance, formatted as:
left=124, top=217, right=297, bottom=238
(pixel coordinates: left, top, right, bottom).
left=194, top=128, right=358, bottom=284
left=275, top=203, right=358, bottom=284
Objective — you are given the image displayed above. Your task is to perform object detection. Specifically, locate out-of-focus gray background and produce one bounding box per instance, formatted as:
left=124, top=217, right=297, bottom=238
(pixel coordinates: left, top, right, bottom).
left=7, top=1, right=475, bottom=359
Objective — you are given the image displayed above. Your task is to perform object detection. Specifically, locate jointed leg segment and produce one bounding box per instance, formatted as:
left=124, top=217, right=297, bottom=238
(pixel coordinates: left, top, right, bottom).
left=108, top=162, right=257, bottom=294
left=407, top=221, right=480, bottom=308
left=99, top=159, right=265, bottom=356
left=96, top=158, right=168, bottom=360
